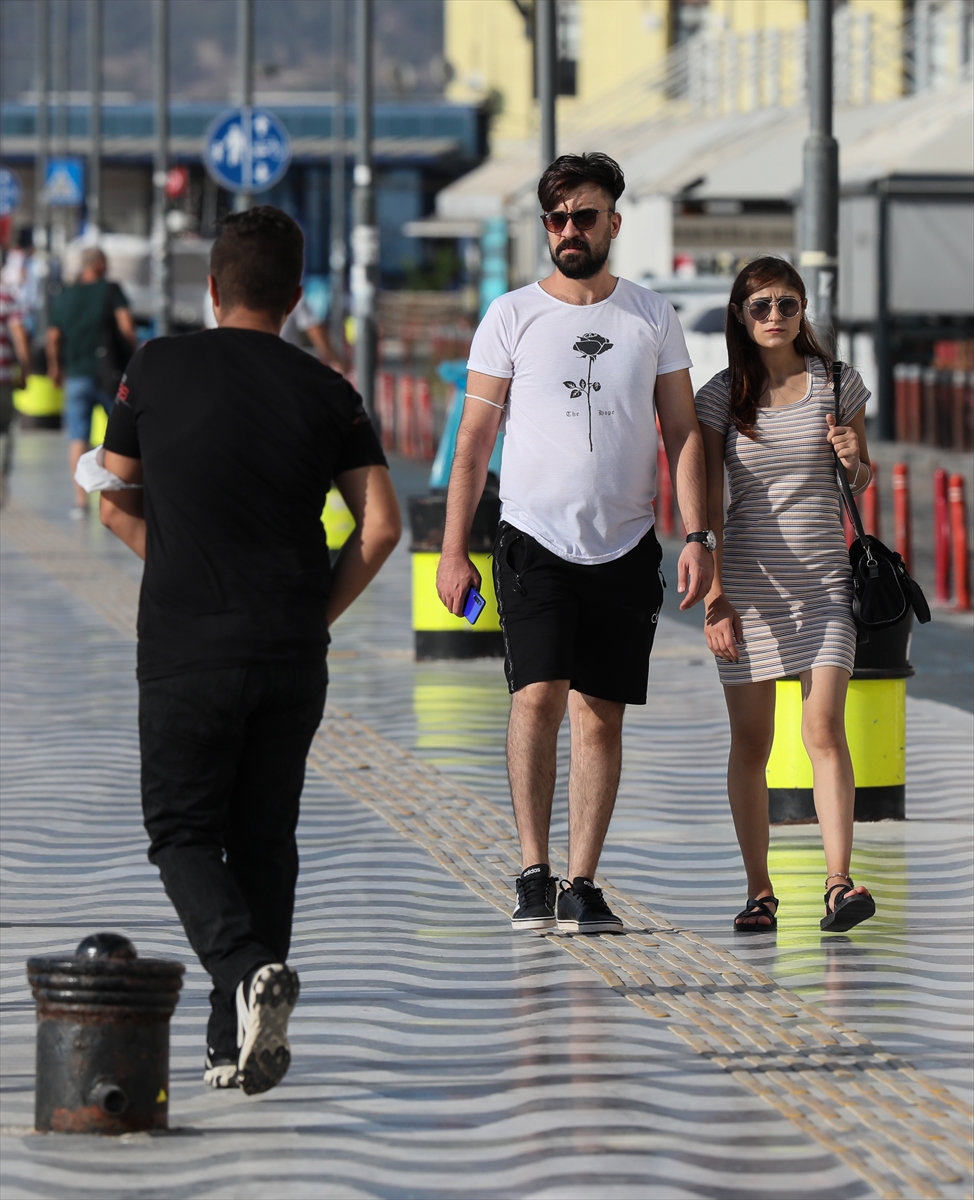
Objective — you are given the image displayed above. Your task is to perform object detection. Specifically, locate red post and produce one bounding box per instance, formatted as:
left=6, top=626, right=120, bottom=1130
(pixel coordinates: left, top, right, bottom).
left=863, top=460, right=879, bottom=538
left=934, top=468, right=951, bottom=605
left=377, top=372, right=396, bottom=452
left=656, top=444, right=673, bottom=537
left=416, top=377, right=435, bottom=460
left=949, top=474, right=971, bottom=612
left=892, top=462, right=912, bottom=573
left=397, top=376, right=416, bottom=457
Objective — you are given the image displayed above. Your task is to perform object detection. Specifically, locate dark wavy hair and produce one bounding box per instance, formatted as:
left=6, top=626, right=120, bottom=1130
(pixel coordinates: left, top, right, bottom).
left=538, top=152, right=626, bottom=212
left=726, top=256, right=831, bottom=439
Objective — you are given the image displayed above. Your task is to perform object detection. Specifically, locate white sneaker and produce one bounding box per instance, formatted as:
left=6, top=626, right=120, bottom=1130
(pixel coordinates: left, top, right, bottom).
left=235, top=963, right=300, bottom=1095
left=203, top=1051, right=239, bottom=1089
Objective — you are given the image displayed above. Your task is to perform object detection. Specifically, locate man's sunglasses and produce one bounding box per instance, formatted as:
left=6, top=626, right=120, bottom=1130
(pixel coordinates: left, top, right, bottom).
left=540, top=208, right=613, bottom=234
left=743, top=296, right=802, bottom=321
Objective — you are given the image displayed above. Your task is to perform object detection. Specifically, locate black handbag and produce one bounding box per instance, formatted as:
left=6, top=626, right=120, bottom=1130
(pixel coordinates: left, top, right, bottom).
left=95, top=282, right=132, bottom=399
left=833, top=362, right=931, bottom=632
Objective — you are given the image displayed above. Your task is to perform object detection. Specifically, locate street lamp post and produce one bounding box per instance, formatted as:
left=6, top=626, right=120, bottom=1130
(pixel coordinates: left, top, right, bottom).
left=234, top=0, right=254, bottom=213
left=151, top=0, right=170, bottom=336
left=800, top=0, right=839, bottom=354
left=535, top=0, right=557, bottom=275
left=34, top=0, right=50, bottom=258
left=87, top=0, right=101, bottom=236
left=330, top=0, right=347, bottom=356
left=351, top=0, right=377, bottom=418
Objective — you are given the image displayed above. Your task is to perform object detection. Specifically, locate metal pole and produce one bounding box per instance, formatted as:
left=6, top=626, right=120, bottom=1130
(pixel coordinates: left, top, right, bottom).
left=536, top=0, right=557, bottom=168
left=351, top=0, right=376, bottom=417
left=234, top=0, right=254, bottom=213
left=35, top=0, right=50, bottom=255
left=87, top=0, right=101, bottom=235
left=330, top=0, right=347, bottom=356
left=535, top=0, right=556, bottom=275
left=800, top=0, right=839, bottom=353
left=151, top=0, right=170, bottom=336
left=53, top=0, right=68, bottom=156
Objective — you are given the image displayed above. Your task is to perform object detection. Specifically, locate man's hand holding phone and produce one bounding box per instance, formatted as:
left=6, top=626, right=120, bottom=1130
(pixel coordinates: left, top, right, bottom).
left=436, top=553, right=482, bottom=617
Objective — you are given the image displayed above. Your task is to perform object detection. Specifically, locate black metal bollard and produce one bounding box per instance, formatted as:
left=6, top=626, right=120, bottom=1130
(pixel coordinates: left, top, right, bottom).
left=27, top=932, right=184, bottom=1134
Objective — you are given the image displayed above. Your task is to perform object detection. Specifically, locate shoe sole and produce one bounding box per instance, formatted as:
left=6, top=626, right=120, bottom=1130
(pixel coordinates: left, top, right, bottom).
left=511, top=915, right=556, bottom=930
left=820, top=897, right=877, bottom=933
left=556, top=918, right=625, bottom=934
left=237, top=966, right=300, bottom=1096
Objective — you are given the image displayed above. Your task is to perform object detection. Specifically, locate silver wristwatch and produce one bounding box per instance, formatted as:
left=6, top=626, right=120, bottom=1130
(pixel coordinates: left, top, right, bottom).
left=686, top=530, right=717, bottom=552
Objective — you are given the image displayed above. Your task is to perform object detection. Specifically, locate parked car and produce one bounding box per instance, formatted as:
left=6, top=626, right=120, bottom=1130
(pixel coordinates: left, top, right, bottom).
left=641, top=275, right=731, bottom=394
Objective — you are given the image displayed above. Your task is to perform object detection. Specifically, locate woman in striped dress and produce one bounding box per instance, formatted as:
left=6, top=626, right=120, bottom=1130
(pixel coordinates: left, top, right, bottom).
left=695, top=257, right=876, bottom=934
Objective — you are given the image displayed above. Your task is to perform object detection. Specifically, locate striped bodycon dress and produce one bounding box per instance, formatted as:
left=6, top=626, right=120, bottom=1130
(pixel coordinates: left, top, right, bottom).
left=694, top=356, right=869, bottom=686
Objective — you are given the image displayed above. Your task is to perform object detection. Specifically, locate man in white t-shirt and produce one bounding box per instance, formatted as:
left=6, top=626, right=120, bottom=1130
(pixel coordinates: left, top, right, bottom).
left=436, top=153, right=714, bottom=933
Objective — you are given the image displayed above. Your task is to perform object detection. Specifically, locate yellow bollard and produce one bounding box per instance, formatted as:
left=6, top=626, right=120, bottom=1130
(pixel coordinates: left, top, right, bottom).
left=409, top=492, right=504, bottom=660
left=13, top=375, right=63, bottom=426
left=321, top=487, right=355, bottom=552
left=767, top=616, right=912, bottom=823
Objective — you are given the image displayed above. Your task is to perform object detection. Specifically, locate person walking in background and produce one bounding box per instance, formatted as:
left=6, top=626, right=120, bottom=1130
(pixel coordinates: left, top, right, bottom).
left=47, top=246, right=136, bottom=518
left=98, top=207, right=401, bottom=1094
left=695, top=256, right=876, bottom=934
left=0, top=271, right=32, bottom=506
left=436, top=153, right=714, bottom=934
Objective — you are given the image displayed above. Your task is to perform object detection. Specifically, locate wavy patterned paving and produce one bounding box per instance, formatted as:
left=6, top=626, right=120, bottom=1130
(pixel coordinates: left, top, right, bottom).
left=1, top=498, right=972, bottom=1199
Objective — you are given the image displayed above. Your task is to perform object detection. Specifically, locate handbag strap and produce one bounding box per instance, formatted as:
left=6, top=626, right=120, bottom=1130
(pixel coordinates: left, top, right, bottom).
left=831, top=361, right=870, bottom=549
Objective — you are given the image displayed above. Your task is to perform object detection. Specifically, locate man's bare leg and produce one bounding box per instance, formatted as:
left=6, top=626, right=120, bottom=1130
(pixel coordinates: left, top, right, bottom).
left=566, top=691, right=625, bottom=880
left=507, top=680, right=570, bottom=869
left=69, top=438, right=90, bottom=510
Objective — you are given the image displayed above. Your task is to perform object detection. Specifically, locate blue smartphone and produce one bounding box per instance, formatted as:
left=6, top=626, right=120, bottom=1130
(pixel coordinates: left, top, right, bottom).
left=462, top=588, right=487, bottom=625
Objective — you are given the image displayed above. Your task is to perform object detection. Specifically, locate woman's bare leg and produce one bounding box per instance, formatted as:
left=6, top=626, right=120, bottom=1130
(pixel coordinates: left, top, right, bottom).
left=724, top=680, right=777, bottom=924
left=799, top=666, right=871, bottom=911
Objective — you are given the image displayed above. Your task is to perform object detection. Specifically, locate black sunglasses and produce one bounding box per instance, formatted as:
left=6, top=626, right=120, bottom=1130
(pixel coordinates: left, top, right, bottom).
left=540, top=208, right=613, bottom=234
left=743, top=296, right=802, bottom=321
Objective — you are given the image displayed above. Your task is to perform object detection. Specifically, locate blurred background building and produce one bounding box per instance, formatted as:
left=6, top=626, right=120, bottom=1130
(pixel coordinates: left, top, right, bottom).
left=0, top=0, right=971, bottom=448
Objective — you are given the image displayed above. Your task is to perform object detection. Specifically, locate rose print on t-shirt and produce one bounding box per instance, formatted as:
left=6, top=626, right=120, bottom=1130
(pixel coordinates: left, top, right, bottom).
left=564, top=333, right=614, bottom=451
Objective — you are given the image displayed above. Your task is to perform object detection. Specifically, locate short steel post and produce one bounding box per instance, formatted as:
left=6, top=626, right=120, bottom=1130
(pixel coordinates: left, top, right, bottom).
left=351, top=0, right=377, bottom=418
left=151, top=0, right=170, bottom=336
left=800, top=0, right=839, bottom=353
left=87, top=0, right=101, bottom=235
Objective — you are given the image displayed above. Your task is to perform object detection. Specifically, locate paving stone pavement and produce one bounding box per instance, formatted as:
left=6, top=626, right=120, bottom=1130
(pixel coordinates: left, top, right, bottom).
left=1, top=436, right=972, bottom=1199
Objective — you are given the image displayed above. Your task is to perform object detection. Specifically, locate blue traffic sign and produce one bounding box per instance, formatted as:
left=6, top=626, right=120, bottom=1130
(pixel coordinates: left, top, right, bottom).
left=45, top=158, right=85, bottom=207
left=0, top=167, right=23, bottom=215
left=203, top=107, right=291, bottom=193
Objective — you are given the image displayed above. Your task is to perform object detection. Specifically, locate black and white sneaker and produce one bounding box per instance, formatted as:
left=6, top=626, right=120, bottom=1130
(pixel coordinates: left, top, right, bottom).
left=511, top=863, right=557, bottom=929
left=203, top=1049, right=239, bottom=1089
left=235, top=963, right=300, bottom=1096
left=556, top=878, right=624, bottom=934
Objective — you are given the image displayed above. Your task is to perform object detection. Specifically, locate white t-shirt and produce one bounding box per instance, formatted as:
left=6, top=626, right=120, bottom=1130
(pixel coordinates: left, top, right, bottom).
left=467, top=278, right=692, bottom=563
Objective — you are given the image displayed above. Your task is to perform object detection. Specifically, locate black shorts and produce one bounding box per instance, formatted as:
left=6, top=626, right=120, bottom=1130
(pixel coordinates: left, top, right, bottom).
left=493, top=521, right=665, bottom=705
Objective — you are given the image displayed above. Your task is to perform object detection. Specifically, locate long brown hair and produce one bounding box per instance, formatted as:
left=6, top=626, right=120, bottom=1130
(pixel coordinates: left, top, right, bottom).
left=725, top=256, right=831, bottom=439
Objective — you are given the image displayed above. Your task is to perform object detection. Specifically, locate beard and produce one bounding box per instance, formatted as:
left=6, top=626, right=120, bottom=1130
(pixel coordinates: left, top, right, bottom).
left=551, top=235, right=610, bottom=280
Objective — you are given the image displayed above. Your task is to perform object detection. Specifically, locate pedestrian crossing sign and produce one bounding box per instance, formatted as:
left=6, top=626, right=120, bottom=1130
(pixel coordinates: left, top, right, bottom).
left=44, top=158, right=85, bottom=207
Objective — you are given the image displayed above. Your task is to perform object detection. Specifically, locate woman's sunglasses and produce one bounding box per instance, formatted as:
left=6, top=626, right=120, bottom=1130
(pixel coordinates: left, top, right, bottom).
left=540, top=208, right=613, bottom=234
left=743, top=296, right=802, bottom=321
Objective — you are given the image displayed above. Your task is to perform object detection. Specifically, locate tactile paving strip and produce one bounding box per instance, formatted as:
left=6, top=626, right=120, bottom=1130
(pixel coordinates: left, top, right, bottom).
left=4, top=501, right=971, bottom=1200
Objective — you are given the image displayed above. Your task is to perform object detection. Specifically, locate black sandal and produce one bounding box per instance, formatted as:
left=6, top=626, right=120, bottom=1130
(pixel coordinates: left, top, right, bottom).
left=820, top=873, right=876, bottom=932
left=733, top=895, right=778, bottom=932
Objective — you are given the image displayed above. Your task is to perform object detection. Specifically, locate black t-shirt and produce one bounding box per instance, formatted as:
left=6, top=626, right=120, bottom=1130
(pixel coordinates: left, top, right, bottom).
left=104, top=328, right=386, bottom=681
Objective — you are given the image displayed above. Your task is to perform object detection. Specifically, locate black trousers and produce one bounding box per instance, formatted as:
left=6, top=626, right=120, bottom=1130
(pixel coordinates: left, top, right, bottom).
left=139, top=661, right=327, bottom=1056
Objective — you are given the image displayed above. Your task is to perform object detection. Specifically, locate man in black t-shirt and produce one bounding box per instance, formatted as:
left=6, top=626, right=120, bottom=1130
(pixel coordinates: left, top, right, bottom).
left=100, top=208, right=400, bottom=1096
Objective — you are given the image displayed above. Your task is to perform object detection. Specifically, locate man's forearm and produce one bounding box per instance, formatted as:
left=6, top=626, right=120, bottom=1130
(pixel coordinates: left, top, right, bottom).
left=100, top=492, right=146, bottom=559
left=441, top=428, right=492, bottom=560
left=326, top=526, right=396, bottom=627
left=668, top=426, right=708, bottom=532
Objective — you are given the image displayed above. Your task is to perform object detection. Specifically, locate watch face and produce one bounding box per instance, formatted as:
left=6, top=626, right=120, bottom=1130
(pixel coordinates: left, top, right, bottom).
left=705, top=530, right=717, bottom=552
